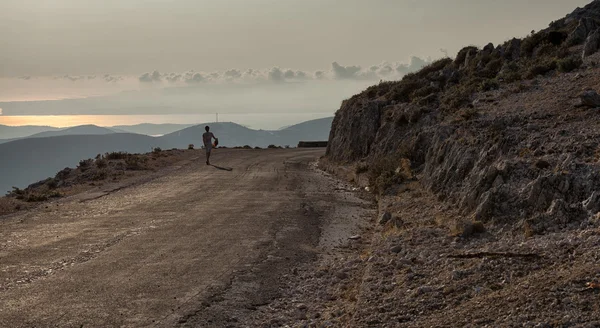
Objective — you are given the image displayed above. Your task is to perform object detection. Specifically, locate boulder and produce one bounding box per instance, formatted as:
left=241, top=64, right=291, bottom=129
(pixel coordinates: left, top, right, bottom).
left=379, top=211, right=392, bottom=225
left=583, top=28, right=600, bottom=58
left=580, top=89, right=600, bottom=107
left=567, top=17, right=598, bottom=46
left=504, top=38, right=521, bottom=61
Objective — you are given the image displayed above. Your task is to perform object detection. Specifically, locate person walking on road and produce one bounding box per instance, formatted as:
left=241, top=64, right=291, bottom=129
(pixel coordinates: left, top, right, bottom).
left=203, top=126, right=217, bottom=165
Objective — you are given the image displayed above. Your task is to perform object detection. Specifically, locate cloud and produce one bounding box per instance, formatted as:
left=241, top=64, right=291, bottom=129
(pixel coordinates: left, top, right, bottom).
left=165, top=73, right=181, bottom=83
left=139, top=70, right=162, bottom=83
left=268, top=67, right=284, bottom=82
left=183, top=71, right=206, bottom=84
left=138, top=55, right=433, bottom=85
left=395, top=56, right=429, bottom=74
left=104, top=74, right=122, bottom=83
left=224, top=69, right=242, bottom=80
left=331, top=62, right=363, bottom=80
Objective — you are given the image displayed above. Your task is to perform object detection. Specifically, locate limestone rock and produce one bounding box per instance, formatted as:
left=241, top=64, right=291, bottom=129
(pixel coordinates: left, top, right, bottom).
left=567, top=17, right=598, bottom=46
left=580, top=89, right=600, bottom=107
left=583, top=28, right=600, bottom=58
left=504, top=38, right=521, bottom=61
left=379, top=211, right=392, bottom=225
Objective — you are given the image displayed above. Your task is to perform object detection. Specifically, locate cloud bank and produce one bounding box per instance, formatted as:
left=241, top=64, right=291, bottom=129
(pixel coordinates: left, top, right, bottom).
left=135, top=56, right=432, bottom=86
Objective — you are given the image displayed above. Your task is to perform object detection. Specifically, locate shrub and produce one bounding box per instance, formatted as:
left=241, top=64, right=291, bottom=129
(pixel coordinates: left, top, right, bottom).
left=7, top=186, right=25, bottom=198
left=267, top=145, right=278, bottom=149
left=458, top=108, right=479, bottom=120
left=442, top=86, right=474, bottom=110
left=92, top=170, right=108, bottom=181
left=415, top=58, right=453, bottom=78
left=521, top=32, right=546, bottom=57
left=188, top=144, right=194, bottom=150
left=368, top=156, right=412, bottom=194
left=152, top=147, right=162, bottom=153
left=78, top=159, right=93, bottom=168
left=125, top=156, right=145, bottom=170
left=455, top=46, right=479, bottom=66
left=45, top=178, right=58, bottom=189
left=557, top=56, right=583, bottom=72
left=451, top=220, right=486, bottom=237
left=525, top=59, right=557, bottom=79
left=254, top=147, right=261, bottom=150
left=96, top=158, right=107, bottom=169
left=105, top=152, right=128, bottom=160
left=479, top=79, right=500, bottom=92
left=355, top=162, right=369, bottom=174
left=242, top=145, right=252, bottom=149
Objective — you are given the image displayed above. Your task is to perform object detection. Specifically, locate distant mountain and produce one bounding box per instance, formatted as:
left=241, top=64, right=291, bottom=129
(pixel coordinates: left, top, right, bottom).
left=0, top=117, right=333, bottom=191
left=161, top=122, right=275, bottom=148
left=111, top=123, right=195, bottom=136
left=161, top=118, right=333, bottom=148
left=0, top=133, right=166, bottom=194
left=276, top=117, right=333, bottom=145
left=27, top=125, right=117, bottom=139
left=0, top=125, right=60, bottom=139
left=0, top=125, right=119, bottom=144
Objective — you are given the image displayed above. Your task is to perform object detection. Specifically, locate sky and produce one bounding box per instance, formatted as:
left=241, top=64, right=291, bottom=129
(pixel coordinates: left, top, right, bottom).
left=0, top=0, right=591, bottom=128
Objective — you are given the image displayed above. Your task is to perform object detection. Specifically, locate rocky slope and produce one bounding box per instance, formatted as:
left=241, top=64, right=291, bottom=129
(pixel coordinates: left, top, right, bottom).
left=321, top=1, right=600, bottom=326
left=327, top=0, right=600, bottom=234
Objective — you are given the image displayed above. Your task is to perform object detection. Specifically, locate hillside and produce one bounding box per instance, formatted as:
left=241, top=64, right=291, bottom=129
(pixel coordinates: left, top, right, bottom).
left=28, top=125, right=117, bottom=138
left=276, top=117, right=333, bottom=144
left=110, top=123, right=195, bottom=136
left=323, top=1, right=600, bottom=325
left=161, top=122, right=274, bottom=148
left=0, top=133, right=166, bottom=194
left=0, top=125, right=118, bottom=144
left=0, top=124, right=60, bottom=139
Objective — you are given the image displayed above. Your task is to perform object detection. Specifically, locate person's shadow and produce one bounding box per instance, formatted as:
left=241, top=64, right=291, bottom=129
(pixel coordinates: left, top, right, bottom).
left=211, top=164, right=233, bottom=171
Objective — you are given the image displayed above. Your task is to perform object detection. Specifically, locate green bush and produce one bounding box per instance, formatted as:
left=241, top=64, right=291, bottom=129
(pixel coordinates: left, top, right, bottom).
left=152, top=147, right=162, bottom=153
left=188, top=144, right=194, bottom=150
left=479, top=79, right=500, bottom=92
left=525, top=59, right=557, bottom=79
left=557, top=56, right=583, bottom=72
left=105, top=152, right=129, bottom=160
left=96, top=158, right=107, bottom=169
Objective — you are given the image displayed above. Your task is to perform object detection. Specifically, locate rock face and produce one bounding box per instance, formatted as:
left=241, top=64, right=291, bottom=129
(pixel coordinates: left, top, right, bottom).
left=326, top=2, right=600, bottom=234
left=566, top=17, right=599, bottom=46
left=326, top=98, right=384, bottom=162
left=583, top=28, right=600, bottom=58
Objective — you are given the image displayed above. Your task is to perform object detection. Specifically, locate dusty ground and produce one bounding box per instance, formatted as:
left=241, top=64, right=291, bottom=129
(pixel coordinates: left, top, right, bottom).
left=0, top=148, right=375, bottom=327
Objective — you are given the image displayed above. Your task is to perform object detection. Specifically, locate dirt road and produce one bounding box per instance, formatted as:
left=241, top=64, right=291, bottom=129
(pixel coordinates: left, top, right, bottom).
left=0, top=149, right=374, bottom=327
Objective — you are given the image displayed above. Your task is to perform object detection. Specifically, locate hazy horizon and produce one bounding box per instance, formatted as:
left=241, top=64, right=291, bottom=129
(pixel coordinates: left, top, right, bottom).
left=0, top=0, right=591, bottom=127
left=0, top=113, right=334, bottom=130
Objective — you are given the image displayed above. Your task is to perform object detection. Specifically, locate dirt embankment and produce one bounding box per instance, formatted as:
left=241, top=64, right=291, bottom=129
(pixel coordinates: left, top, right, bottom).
left=323, top=1, right=600, bottom=326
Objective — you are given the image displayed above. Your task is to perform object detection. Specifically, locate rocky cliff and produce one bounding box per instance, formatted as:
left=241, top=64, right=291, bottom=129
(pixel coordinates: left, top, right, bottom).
left=327, top=0, right=600, bottom=234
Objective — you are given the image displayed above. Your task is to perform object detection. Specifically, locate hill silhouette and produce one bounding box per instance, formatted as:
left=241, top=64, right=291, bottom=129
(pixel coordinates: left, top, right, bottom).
left=0, top=124, right=60, bottom=139
left=28, top=125, right=117, bottom=138
left=110, top=123, right=195, bottom=136
left=0, top=117, right=333, bottom=192
left=0, top=133, right=165, bottom=194
left=0, top=125, right=119, bottom=144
